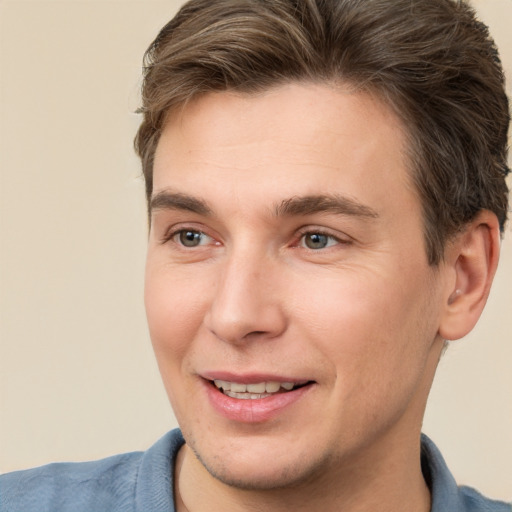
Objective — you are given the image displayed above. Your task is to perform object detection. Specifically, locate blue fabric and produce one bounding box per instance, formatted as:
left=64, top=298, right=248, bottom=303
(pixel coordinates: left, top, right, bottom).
left=420, top=435, right=511, bottom=512
left=1, top=429, right=510, bottom=511
left=0, top=430, right=183, bottom=512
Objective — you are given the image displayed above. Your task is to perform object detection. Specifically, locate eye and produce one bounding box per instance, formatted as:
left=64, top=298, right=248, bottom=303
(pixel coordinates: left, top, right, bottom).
left=300, top=232, right=340, bottom=250
left=174, top=229, right=211, bottom=247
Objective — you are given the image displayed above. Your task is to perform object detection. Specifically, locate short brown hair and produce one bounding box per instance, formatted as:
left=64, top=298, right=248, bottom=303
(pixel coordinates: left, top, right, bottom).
left=135, top=0, right=510, bottom=265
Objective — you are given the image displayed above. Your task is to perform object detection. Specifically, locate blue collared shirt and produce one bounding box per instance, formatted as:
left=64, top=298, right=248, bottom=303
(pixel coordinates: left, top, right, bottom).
left=1, top=429, right=510, bottom=511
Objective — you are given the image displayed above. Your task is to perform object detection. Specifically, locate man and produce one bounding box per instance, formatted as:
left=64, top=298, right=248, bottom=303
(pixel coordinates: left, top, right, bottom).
left=1, top=0, right=510, bottom=511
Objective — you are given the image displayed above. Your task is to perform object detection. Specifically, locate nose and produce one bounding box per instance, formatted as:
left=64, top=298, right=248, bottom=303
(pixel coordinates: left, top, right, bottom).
left=204, top=251, right=287, bottom=344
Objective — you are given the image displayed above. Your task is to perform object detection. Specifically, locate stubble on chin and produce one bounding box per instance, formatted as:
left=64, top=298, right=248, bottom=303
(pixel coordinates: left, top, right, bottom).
left=183, top=430, right=336, bottom=493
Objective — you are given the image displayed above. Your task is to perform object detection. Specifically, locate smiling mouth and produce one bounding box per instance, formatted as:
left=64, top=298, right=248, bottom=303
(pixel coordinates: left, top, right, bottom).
left=212, top=380, right=311, bottom=400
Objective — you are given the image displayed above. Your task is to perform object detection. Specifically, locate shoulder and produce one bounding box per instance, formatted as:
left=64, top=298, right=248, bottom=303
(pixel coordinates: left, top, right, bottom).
left=0, top=429, right=184, bottom=512
left=0, top=452, right=142, bottom=512
left=457, top=486, right=512, bottom=512
left=421, top=434, right=511, bottom=512
left=0, top=453, right=142, bottom=512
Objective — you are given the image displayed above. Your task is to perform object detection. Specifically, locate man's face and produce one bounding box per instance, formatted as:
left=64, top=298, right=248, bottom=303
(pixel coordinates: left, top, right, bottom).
left=145, top=83, right=448, bottom=489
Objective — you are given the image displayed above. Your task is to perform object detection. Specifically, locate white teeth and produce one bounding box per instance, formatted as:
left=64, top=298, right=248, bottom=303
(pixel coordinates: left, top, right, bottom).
left=246, top=382, right=266, bottom=393
left=230, top=382, right=246, bottom=393
left=213, top=380, right=298, bottom=396
left=224, top=391, right=269, bottom=399
left=265, top=381, right=280, bottom=393
left=213, top=380, right=231, bottom=391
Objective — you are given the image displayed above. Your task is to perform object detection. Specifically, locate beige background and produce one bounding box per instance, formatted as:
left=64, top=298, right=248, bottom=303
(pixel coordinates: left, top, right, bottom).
left=0, top=0, right=511, bottom=501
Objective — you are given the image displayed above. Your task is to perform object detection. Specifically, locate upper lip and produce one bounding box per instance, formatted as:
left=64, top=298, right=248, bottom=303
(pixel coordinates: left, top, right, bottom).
left=200, top=371, right=311, bottom=385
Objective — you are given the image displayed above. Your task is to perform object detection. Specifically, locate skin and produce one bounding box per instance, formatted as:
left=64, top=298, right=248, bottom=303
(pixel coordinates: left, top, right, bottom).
left=144, top=83, right=499, bottom=512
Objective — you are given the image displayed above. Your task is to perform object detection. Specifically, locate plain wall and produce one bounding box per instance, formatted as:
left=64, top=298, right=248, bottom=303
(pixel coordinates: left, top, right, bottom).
left=0, top=0, right=510, bottom=501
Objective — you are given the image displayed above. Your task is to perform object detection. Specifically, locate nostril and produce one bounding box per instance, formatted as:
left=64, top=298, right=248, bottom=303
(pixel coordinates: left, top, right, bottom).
left=244, top=330, right=267, bottom=338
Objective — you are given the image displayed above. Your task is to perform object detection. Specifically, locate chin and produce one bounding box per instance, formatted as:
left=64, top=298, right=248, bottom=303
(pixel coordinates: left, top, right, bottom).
left=198, top=453, right=326, bottom=491
left=186, top=429, right=330, bottom=491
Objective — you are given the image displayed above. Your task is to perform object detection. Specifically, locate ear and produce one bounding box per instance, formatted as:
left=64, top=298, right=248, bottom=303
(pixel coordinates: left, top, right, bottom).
left=438, top=210, right=501, bottom=341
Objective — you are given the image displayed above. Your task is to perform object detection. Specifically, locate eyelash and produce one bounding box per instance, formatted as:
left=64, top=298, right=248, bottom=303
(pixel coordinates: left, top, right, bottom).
left=295, top=229, right=350, bottom=250
left=161, top=226, right=351, bottom=251
left=161, top=227, right=213, bottom=247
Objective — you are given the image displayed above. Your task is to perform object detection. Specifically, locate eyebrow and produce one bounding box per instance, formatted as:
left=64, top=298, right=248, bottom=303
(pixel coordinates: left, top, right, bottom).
left=150, top=191, right=212, bottom=216
left=150, top=190, right=378, bottom=220
left=274, top=194, right=379, bottom=219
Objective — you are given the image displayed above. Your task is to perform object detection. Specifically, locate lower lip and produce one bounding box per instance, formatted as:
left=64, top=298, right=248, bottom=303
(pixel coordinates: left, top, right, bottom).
left=204, top=381, right=313, bottom=423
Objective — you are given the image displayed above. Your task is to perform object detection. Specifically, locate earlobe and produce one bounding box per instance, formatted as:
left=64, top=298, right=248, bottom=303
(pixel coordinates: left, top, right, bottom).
left=438, top=211, right=501, bottom=341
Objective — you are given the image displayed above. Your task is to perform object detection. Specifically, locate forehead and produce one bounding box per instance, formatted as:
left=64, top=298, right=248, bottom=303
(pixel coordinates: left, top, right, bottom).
left=152, top=83, right=418, bottom=220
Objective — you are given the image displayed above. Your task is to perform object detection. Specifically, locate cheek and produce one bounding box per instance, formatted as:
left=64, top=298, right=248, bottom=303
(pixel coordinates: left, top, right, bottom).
left=295, top=271, right=440, bottom=440
left=293, top=265, right=438, bottom=380
left=144, top=261, right=211, bottom=365
left=144, top=263, right=214, bottom=422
